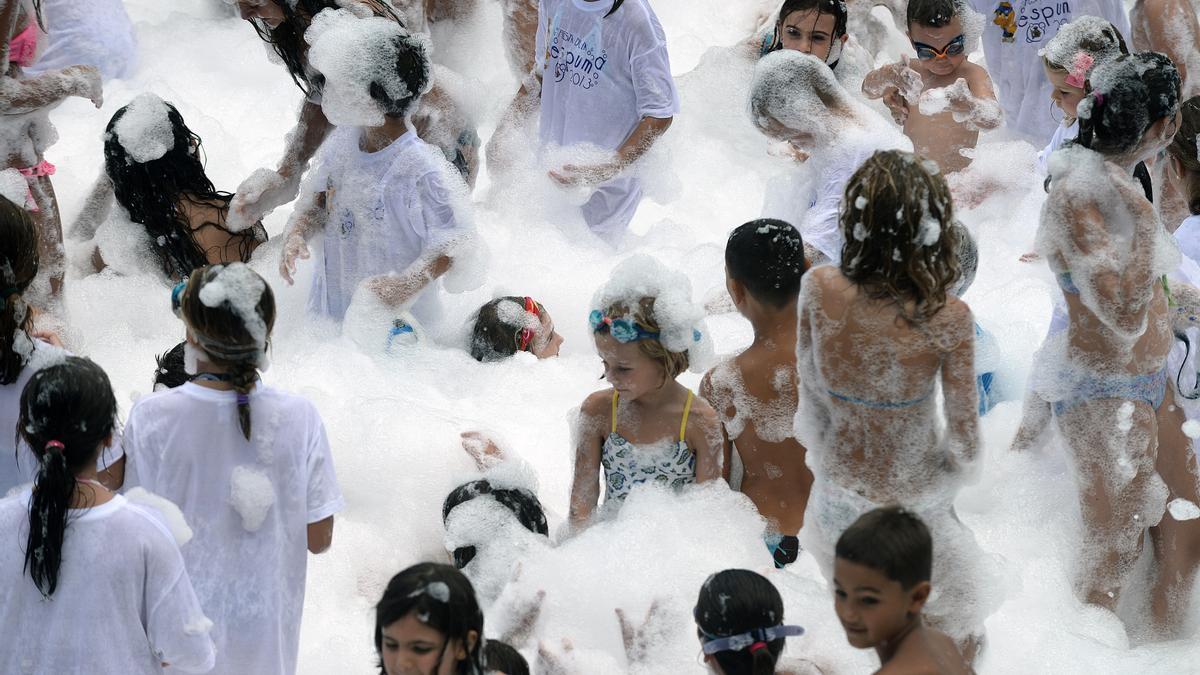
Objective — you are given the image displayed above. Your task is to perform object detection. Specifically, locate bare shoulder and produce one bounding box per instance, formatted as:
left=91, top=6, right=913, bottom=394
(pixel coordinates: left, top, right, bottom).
left=580, top=389, right=613, bottom=419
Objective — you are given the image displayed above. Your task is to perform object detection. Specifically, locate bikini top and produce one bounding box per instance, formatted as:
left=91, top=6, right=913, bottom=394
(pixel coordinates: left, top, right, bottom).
left=9, top=22, right=36, bottom=69
left=601, top=390, right=696, bottom=503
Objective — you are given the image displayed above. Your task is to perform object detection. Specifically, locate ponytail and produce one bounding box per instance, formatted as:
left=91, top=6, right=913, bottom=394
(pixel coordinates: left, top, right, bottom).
left=604, top=0, right=624, bottom=17
left=18, top=357, right=118, bottom=597
left=0, top=195, right=39, bottom=385
left=230, top=365, right=257, bottom=441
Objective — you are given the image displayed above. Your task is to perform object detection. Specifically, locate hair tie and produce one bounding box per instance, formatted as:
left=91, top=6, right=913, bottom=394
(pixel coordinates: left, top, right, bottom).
left=1065, top=51, right=1094, bottom=89
left=749, top=641, right=768, bottom=654
left=44, top=440, right=65, bottom=454
left=1093, top=92, right=1106, bottom=106
left=236, top=393, right=249, bottom=406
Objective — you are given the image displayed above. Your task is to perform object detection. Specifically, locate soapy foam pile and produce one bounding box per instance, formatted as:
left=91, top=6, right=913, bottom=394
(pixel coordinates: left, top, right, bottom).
left=48, top=0, right=1200, bottom=672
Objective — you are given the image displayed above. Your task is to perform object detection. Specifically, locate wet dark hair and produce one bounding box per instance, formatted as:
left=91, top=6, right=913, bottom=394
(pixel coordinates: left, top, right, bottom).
left=694, top=569, right=786, bottom=675
left=605, top=0, right=625, bottom=17
left=772, top=0, right=849, bottom=48
left=250, top=0, right=405, bottom=98
left=1168, top=96, right=1200, bottom=216
left=442, top=480, right=549, bottom=569
left=836, top=506, right=932, bottom=589
left=105, top=98, right=259, bottom=280
left=0, top=195, right=38, bottom=386
left=18, top=357, right=118, bottom=597
left=1076, top=52, right=1181, bottom=156
left=178, top=264, right=276, bottom=440
left=948, top=220, right=977, bottom=297
left=839, top=150, right=961, bottom=323
left=153, top=342, right=188, bottom=390
left=906, top=0, right=959, bottom=28
left=375, top=563, right=485, bottom=675
left=483, top=640, right=529, bottom=675
left=726, top=219, right=807, bottom=309
left=470, top=296, right=537, bottom=362
left=369, top=31, right=431, bottom=119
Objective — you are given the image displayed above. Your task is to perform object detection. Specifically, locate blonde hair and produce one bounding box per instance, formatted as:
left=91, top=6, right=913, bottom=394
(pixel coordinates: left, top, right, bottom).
left=603, top=297, right=689, bottom=380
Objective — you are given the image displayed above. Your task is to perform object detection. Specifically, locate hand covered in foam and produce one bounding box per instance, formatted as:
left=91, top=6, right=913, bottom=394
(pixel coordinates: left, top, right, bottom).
left=616, top=600, right=670, bottom=666
left=548, top=161, right=624, bottom=188
left=63, top=65, right=103, bottom=108
left=279, top=228, right=310, bottom=286
left=229, top=168, right=300, bottom=232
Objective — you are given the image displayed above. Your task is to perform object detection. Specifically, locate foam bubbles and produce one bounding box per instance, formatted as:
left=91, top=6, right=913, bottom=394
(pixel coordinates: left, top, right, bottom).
left=111, top=93, right=175, bottom=163
left=229, top=465, right=275, bottom=532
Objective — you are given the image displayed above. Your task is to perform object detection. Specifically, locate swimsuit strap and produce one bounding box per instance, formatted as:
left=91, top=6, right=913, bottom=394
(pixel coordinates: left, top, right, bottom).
left=611, top=390, right=619, bottom=435
left=679, top=390, right=694, bottom=442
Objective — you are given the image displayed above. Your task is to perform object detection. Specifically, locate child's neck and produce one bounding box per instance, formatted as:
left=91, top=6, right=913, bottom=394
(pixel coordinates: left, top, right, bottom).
left=192, top=360, right=237, bottom=391
left=747, top=306, right=798, bottom=351
left=876, top=614, right=923, bottom=665
left=361, top=116, right=410, bottom=153
left=627, top=378, right=684, bottom=410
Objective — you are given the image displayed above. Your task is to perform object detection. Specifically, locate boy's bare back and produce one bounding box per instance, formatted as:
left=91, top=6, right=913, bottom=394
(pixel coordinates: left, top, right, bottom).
left=877, top=624, right=973, bottom=675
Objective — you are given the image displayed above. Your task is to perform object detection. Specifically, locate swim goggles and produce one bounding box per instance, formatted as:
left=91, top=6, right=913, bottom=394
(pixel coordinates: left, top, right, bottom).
left=171, top=279, right=188, bottom=318
left=517, top=296, right=541, bottom=352
left=589, top=309, right=660, bottom=343
left=912, top=34, right=964, bottom=60
left=697, top=624, right=805, bottom=655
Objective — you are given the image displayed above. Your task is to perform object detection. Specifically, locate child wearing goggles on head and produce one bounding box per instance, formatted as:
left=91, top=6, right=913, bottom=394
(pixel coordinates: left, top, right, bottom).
left=862, top=0, right=1001, bottom=175
left=568, top=262, right=724, bottom=530
left=469, top=295, right=563, bottom=362
left=693, top=569, right=811, bottom=675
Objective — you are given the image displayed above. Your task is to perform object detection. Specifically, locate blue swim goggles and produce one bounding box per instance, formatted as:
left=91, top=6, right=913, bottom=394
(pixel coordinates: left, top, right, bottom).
left=589, top=309, right=660, bottom=343
left=697, top=624, right=805, bottom=655
left=171, top=279, right=188, bottom=318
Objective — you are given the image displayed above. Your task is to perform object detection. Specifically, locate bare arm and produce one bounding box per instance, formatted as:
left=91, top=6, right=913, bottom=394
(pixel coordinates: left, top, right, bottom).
left=688, top=403, right=726, bottom=483
left=1139, top=0, right=1199, bottom=89
left=567, top=397, right=606, bottom=530
left=67, top=174, right=115, bottom=241
left=549, top=115, right=674, bottom=187
left=230, top=101, right=333, bottom=229
left=0, top=65, right=102, bottom=113
left=365, top=254, right=452, bottom=309
left=698, top=372, right=734, bottom=482
left=279, top=191, right=327, bottom=284
left=941, top=306, right=980, bottom=467
left=307, top=516, right=334, bottom=554
left=279, top=100, right=333, bottom=179
left=944, top=69, right=1003, bottom=130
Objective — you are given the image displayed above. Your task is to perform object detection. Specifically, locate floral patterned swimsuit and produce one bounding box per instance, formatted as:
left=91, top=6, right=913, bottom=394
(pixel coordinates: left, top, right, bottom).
left=601, top=390, right=696, bottom=505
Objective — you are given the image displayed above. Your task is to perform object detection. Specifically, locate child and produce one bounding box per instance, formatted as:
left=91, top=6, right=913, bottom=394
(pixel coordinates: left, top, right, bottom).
left=964, top=0, right=1128, bottom=141
left=442, top=478, right=550, bottom=570
left=73, top=93, right=267, bottom=279
left=0, top=357, right=215, bottom=673
left=751, top=50, right=910, bottom=264
left=1035, top=16, right=1128, bottom=175
left=279, top=13, right=477, bottom=331
left=834, top=507, right=971, bottom=675
left=532, top=0, right=679, bottom=244
left=699, top=219, right=813, bottom=568
left=862, top=0, right=1002, bottom=175
left=470, top=296, right=564, bottom=362
left=484, top=640, right=531, bottom=675
left=693, top=569, right=806, bottom=674
left=152, top=341, right=188, bottom=391
left=375, top=562, right=485, bottom=675
left=121, top=263, right=344, bottom=675
left=796, top=150, right=993, bottom=650
left=568, top=255, right=723, bottom=528
left=755, top=0, right=871, bottom=92
left=0, top=0, right=103, bottom=300
left=0, top=195, right=70, bottom=495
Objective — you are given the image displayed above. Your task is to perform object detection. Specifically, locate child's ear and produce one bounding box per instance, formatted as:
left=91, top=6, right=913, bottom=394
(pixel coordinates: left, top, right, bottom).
left=726, top=275, right=746, bottom=306
left=907, top=581, right=932, bottom=614
left=458, top=629, right=479, bottom=659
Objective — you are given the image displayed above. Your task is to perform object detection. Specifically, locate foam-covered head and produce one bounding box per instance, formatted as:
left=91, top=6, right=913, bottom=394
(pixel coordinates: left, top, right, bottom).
left=307, top=9, right=431, bottom=126
left=374, top=563, right=484, bottom=675
left=180, top=262, right=274, bottom=368
left=750, top=50, right=852, bottom=149
left=1076, top=52, right=1181, bottom=157
left=1167, top=95, right=1200, bottom=215
left=725, top=218, right=807, bottom=309
left=441, top=479, right=549, bottom=569
left=104, top=94, right=229, bottom=279
left=694, top=569, right=788, bottom=674
left=839, top=150, right=960, bottom=322
left=0, top=195, right=37, bottom=386
left=1040, top=16, right=1127, bottom=74
left=469, top=296, right=561, bottom=362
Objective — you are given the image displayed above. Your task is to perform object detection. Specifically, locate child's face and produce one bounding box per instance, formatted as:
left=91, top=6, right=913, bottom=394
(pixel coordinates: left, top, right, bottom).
left=595, top=333, right=668, bottom=400
left=530, top=308, right=564, bottom=359
left=1044, top=65, right=1085, bottom=120
left=380, top=613, right=468, bottom=675
left=234, top=0, right=286, bottom=29
left=833, top=558, right=929, bottom=649
left=778, top=9, right=844, bottom=63
left=908, top=17, right=966, bottom=77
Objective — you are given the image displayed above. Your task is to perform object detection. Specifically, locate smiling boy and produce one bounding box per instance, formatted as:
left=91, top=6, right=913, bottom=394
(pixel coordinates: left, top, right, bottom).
left=862, top=0, right=1001, bottom=174
left=834, top=507, right=974, bottom=675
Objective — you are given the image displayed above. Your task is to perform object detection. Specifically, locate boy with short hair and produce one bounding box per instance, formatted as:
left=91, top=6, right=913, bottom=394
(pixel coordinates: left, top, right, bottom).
left=862, top=0, right=1002, bottom=174
left=699, top=219, right=812, bottom=568
left=834, top=507, right=973, bottom=675
left=279, top=11, right=476, bottom=329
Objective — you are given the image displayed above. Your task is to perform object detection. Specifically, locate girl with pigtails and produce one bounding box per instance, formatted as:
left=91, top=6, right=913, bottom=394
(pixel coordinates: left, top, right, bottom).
left=0, top=356, right=215, bottom=673
left=119, top=262, right=345, bottom=675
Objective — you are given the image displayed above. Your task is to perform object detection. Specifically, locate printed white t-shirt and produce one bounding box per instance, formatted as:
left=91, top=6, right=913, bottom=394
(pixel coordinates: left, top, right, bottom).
left=122, top=382, right=345, bottom=675
left=966, top=0, right=1129, bottom=140
left=308, top=127, right=472, bottom=324
left=0, top=492, right=215, bottom=674
left=1036, top=120, right=1078, bottom=175
left=535, top=0, right=680, bottom=238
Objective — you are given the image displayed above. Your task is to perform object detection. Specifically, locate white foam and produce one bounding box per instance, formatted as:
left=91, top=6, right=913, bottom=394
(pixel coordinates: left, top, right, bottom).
left=111, top=93, right=175, bottom=163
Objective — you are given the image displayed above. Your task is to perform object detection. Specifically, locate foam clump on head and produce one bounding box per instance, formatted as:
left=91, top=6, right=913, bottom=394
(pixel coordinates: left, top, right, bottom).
left=197, top=262, right=269, bottom=349
left=1076, top=52, right=1180, bottom=155
left=111, top=93, right=175, bottom=164
left=591, top=255, right=713, bottom=370
left=306, top=8, right=431, bottom=126
left=1039, top=16, right=1124, bottom=72
left=749, top=50, right=849, bottom=141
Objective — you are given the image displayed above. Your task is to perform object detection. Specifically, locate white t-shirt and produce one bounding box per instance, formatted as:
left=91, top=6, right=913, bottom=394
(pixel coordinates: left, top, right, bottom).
left=122, top=382, right=345, bottom=675
left=25, top=0, right=137, bottom=80
left=0, top=492, right=215, bottom=674
left=1036, top=119, right=1077, bottom=175
left=535, top=0, right=680, bottom=237
left=1175, top=214, right=1200, bottom=262
left=965, top=0, right=1128, bottom=141
left=309, top=127, right=472, bottom=324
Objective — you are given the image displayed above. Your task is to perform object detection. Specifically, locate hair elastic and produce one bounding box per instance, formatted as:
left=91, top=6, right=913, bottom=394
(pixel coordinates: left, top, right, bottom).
left=236, top=393, right=249, bottom=406
left=1093, top=92, right=1106, bottom=105
left=749, top=641, right=768, bottom=653
left=44, top=440, right=65, bottom=454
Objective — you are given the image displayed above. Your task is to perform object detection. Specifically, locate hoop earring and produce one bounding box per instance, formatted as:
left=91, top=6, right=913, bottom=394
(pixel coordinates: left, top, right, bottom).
left=1049, top=100, right=1064, bottom=125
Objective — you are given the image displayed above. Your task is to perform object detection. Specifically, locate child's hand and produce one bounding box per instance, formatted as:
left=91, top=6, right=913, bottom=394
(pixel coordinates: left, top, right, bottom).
left=1019, top=251, right=1040, bottom=263
left=279, top=230, right=310, bottom=285
left=229, top=169, right=296, bottom=232
left=616, top=600, right=670, bottom=666
left=549, top=162, right=622, bottom=187
left=536, top=638, right=577, bottom=675
left=767, top=140, right=809, bottom=163
left=501, top=588, right=547, bottom=647
left=883, top=88, right=909, bottom=125
left=29, top=329, right=63, bottom=348
left=64, top=65, right=103, bottom=108
left=460, top=431, right=506, bottom=471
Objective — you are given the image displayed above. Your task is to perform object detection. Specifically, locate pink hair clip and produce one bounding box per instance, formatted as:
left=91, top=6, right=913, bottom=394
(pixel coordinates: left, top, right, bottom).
left=1065, top=52, right=1094, bottom=89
